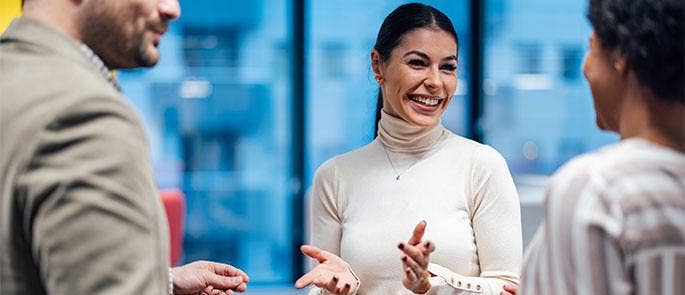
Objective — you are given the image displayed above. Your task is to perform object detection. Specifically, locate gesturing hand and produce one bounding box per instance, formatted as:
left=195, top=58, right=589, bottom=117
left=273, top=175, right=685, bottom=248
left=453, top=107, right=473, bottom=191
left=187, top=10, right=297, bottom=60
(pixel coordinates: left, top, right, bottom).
left=171, top=260, right=249, bottom=295
left=398, top=220, right=435, bottom=294
left=295, top=245, right=358, bottom=294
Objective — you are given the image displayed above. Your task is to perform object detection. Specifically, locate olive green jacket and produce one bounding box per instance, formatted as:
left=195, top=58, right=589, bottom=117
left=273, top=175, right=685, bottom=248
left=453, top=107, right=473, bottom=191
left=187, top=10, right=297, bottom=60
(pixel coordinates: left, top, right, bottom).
left=0, top=17, right=170, bottom=295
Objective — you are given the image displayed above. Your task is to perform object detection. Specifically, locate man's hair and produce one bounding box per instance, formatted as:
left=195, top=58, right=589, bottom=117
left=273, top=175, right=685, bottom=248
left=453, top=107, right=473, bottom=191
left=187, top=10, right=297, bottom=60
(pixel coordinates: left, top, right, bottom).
left=587, top=0, right=684, bottom=103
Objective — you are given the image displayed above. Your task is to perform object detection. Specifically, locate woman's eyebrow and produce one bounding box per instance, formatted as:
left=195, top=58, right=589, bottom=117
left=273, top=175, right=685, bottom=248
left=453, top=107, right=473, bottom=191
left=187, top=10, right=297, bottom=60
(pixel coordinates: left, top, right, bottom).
left=403, top=50, right=429, bottom=59
left=403, top=50, right=456, bottom=62
left=442, top=55, right=457, bottom=62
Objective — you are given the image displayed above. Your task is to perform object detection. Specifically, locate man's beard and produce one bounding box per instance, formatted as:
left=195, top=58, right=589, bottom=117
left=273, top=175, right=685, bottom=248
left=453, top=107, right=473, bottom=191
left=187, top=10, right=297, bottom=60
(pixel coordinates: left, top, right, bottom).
left=131, top=36, right=159, bottom=68
left=80, top=10, right=160, bottom=68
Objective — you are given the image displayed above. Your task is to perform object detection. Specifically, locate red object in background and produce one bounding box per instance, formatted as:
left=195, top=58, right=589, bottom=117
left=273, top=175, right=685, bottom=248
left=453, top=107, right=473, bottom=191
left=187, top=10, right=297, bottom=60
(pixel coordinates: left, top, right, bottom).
left=160, top=188, right=185, bottom=266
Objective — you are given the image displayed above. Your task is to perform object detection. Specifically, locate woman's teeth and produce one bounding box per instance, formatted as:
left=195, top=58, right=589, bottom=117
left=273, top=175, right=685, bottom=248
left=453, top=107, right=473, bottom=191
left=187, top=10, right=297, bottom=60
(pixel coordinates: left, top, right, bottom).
left=409, top=95, right=441, bottom=106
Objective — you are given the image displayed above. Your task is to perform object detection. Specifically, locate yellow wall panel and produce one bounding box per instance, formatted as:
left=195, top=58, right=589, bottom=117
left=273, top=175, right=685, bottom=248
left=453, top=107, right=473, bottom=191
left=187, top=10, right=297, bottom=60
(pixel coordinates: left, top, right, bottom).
left=1, top=0, right=22, bottom=33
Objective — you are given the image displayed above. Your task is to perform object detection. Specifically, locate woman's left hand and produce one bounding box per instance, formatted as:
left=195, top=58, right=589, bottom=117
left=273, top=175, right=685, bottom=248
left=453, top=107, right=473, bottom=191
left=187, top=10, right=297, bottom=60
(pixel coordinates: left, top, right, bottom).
left=398, top=220, right=436, bottom=294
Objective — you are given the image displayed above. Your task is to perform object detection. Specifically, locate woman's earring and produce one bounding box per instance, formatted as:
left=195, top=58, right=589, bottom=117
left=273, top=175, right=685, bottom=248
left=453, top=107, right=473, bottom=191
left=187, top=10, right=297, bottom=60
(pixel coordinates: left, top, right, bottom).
left=376, top=77, right=383, bottom=85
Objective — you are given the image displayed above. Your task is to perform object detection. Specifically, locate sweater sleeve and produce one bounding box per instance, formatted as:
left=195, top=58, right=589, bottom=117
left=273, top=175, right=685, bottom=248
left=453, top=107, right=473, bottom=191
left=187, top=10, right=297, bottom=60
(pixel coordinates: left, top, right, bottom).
left=309, top=159, right=343, bottom=257
left=424, top=145, right=522, bottom=294
left=307, top=159, right=361, bottom=295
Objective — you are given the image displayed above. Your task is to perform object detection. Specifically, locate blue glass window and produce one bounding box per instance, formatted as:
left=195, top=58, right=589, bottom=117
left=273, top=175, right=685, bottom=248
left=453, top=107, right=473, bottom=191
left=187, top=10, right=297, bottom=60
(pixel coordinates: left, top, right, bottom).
left=482, top=0, right=617, bottom=176
left=481, top=0, right=619, bottom=247
left=119, top=0, right=295, bottom=285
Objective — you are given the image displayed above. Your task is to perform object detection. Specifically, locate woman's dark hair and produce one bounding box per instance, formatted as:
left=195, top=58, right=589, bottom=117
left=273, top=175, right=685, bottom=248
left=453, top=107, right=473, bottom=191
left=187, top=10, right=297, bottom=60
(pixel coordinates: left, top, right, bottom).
left=587, top=0, right=684, bottom=103
left=372, top=3, right=459, bottom=137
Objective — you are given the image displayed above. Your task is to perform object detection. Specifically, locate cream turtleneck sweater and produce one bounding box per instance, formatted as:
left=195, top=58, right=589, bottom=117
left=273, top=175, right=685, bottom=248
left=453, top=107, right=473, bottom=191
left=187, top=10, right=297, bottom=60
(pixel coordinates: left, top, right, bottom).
left=308, top=111, right=522, bottom=294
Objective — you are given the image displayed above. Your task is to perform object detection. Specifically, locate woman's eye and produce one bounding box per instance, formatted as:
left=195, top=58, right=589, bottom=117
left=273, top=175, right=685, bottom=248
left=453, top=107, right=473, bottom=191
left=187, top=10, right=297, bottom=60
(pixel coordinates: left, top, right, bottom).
left=408, top=59, right=427, bottom=67
left=441, top=64, right=457, bottom=72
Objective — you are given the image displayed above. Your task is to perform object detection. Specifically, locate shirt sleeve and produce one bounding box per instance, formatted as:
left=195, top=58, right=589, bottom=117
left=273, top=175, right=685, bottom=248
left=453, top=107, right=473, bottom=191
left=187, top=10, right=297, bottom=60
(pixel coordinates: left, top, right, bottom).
left=422, top=145, right=522, bottom=294
left=519, top=158, right=629, bottom=295
left=307, top=159, right=361, bottom=294
left=17, top=97, right=170, bottom=295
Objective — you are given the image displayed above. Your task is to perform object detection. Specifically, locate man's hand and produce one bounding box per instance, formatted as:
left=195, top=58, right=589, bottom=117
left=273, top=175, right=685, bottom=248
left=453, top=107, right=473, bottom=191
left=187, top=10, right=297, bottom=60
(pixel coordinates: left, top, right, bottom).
left=172, top=260, right=249, bottom=295
left=295, top=245, right=358, bottom=294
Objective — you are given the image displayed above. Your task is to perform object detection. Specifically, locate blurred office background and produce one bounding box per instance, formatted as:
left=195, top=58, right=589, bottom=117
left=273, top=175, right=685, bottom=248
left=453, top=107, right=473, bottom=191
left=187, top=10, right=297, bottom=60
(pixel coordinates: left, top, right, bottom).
left=1, top=0, right=618, bottom=293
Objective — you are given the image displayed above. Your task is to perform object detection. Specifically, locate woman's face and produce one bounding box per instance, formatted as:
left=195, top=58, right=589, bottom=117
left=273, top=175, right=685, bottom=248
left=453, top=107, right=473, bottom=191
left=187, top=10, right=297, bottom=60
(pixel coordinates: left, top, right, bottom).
left=582, top=31, right=624, bottom=132
left=374, top=28, right=458, bottom=127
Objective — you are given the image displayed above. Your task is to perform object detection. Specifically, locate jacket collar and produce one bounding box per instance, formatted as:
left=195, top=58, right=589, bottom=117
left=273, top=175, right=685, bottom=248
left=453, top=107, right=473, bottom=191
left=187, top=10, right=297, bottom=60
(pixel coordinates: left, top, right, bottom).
left=1, top=17, right=116, bottom=89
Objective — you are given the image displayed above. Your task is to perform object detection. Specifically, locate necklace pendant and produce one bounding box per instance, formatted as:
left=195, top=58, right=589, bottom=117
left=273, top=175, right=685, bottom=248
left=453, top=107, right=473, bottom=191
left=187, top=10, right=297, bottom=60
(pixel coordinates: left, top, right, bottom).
left=395, top=175, right=400, bottom=181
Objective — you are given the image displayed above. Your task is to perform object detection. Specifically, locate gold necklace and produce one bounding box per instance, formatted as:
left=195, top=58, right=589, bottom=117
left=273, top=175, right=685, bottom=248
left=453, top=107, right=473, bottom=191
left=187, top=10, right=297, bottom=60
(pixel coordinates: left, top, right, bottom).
left=381, top=130, right=447, bottom=181
left=382, top=147, right=418, bottom=180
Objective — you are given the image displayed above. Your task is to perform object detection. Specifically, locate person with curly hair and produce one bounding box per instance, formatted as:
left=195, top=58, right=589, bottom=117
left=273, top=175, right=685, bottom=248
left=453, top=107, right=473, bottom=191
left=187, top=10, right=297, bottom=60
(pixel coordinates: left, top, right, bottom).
left=504, top=0, right=685, bottom=294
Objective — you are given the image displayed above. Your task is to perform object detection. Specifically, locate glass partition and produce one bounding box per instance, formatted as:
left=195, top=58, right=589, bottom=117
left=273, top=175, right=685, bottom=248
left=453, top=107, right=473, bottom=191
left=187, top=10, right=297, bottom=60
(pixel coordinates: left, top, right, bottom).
left=119, top=0, right=295, bottom=285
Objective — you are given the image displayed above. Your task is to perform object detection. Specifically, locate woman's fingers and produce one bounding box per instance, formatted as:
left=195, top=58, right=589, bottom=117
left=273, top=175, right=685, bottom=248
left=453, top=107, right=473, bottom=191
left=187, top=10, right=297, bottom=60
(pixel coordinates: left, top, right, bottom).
left=297, top=244, right=354, bottom=291
left=407, top=220, right=427, bottom=245
left=296, top=264, right=333, bottom=288
left=323, top=274, right=355, bottom=294
left=300, top=267, right=355, bottom=294
left=336, top=281, right=352, bottom=294
left=399, top=242, right=430, bottom=268
left=296, top=246, right=358, bottom=294
left=301, top=245, right=337, bottom=263
left=400, top=228, right=434, bottom=295
left=323, top=275, right=338, bottom=292
left=422, top=240, right=435, bottom=255
left=294, top=269, right=319, bottom=288
left=404, top=266, right=418, bottom=282
left=401, top=254, right=427, bottom=281
left=401, top=251, right=431, bottom=294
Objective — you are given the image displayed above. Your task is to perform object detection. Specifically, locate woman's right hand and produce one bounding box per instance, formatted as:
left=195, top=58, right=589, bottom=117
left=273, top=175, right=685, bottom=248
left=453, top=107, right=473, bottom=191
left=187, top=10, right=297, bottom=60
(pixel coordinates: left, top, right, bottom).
left=295, top=245, right=358, bottom=294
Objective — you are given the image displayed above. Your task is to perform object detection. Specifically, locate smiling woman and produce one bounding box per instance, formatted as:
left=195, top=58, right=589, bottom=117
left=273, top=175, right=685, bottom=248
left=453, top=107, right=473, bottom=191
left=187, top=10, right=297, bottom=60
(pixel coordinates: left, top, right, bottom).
left=298, top=3, right=522, bottom=295
left=373, top=28, right=457, bottom=127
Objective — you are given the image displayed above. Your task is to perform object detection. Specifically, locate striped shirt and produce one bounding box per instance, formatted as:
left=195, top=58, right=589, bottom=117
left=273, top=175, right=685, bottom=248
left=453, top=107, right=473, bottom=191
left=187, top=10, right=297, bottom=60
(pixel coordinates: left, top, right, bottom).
left=520, top=138, right=685, bottom=295
left=77, top=43, right=121, bottom=91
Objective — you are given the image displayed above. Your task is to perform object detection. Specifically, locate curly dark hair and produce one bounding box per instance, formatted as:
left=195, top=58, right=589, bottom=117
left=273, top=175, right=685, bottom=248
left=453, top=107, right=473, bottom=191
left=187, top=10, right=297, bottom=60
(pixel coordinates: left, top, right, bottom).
left=587, top=0, right=684, bottom=103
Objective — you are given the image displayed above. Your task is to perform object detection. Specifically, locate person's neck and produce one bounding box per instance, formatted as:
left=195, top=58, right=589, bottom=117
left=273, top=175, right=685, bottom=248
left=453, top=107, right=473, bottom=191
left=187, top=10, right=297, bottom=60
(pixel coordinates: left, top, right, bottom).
left=377, top=110, right=445, bottom=153
left=618, top=84, right=685, bottom=153
left=23, top=1, right=82, bottom=42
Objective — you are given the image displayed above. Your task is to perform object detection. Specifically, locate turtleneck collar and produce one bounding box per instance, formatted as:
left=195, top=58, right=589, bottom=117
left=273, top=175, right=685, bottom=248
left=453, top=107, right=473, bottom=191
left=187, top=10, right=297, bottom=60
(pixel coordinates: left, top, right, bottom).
left=377, top=110, right=446, bottom=153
